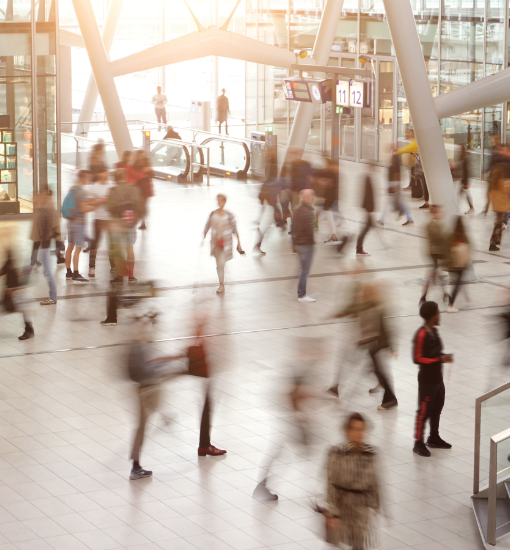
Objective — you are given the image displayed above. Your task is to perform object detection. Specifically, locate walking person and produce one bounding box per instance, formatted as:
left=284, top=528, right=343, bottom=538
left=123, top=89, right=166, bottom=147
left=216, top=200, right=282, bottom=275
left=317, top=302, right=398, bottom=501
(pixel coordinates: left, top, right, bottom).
left=107, top=168, right=143, bottom=284
left=489, top=161, right=510, bottom=251
left=378, top=145, right=413, bottom=226
left=203, top=194, right=243, bottom=294
left=292, top=189, right=316, bottom=303
left=115, top=150, right=132, bottom=175
left=152, top=86, right=167, bottom=130
left=216, top=88, right=230, bottom=135
left=127, top=314, right=184, bottom=479
left=445, top=216, right=471, bottom=313
left=316, top=157, right=342, bottom=243
left=413, top=301, right=453, bottom=457
left=87, top=167, right=115, bottom=279
left=330, top=279, right=398, bottom=410
left=324, top=412, right=381, bottom=550
left=133, top=153, right=154, bottom=230
left=420, top=205, right=448, bottom=305
left=30, top=190, right=61, bottom=305
left=356, top=169, right=375, bottom=257
left=458, top=144, right=474, bottom=214
left=63, top=169, right=92, bottom=283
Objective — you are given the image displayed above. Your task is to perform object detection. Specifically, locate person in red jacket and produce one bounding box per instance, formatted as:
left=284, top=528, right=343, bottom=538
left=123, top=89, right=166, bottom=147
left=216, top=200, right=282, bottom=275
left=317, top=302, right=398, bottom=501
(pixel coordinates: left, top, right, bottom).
left=412, top=301, right=454, bottom=457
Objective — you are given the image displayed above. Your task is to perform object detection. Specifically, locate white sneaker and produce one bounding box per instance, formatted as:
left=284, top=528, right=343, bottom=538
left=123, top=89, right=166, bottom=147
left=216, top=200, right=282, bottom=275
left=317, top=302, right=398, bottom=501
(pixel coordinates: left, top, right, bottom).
left=298, top=295, right=316, bottom=303
left=369, top=384, right=382, bottom=393
left=447, top=305, right=459, bottom=313
left=88, top=267, right=95, bottom=278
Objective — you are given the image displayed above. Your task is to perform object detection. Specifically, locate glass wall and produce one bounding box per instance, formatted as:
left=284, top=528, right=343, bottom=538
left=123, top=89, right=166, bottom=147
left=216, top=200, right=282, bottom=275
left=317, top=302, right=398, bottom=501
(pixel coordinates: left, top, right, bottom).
left=246, top=0, right=509, bottom=176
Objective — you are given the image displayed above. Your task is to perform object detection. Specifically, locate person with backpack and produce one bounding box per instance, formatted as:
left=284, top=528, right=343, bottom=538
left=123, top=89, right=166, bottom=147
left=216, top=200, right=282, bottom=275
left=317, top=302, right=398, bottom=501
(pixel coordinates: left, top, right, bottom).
left=128, top=314, right=185, bottom=479
left=62, top=169, right=92, bottom=283
left=107, top=168, right=143, bottom=284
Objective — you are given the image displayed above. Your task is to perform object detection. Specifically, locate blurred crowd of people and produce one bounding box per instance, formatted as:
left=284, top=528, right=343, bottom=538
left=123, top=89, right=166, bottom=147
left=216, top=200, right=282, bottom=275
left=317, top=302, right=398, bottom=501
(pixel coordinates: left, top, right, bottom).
left=6, top=125, right=510, bottom=549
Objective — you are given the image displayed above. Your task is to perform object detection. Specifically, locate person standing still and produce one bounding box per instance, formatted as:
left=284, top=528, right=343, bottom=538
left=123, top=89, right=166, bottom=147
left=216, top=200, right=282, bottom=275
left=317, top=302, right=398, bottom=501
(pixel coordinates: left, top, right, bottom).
left=292, top=189, right=316, bottom=303
left=65, top=169, right=92, bottom=283
left=216, top=89, right=230, bottom=135
left=152, top=86, right=167, bottom=131
left=413, top=301, right=453, bottom=457
left=87, top=167, right=115, bottom=279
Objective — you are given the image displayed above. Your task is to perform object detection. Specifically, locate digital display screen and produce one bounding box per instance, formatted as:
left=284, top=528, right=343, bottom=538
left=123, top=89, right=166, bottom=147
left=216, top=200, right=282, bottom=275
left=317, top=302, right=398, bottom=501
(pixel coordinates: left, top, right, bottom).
left=294, top=90, right=311, bottom=100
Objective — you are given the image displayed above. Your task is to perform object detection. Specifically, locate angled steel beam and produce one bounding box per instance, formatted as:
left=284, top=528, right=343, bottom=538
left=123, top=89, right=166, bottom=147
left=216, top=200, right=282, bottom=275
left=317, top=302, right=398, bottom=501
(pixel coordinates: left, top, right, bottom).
left=434, top=67, right=510, bottom=120
left=72, top=0, right=132, bottom=157
left=109, top=27, right=297, bottom=76
left=384, top=0, right=457, bottom=217
left=76, top=0, right=124, bottom=137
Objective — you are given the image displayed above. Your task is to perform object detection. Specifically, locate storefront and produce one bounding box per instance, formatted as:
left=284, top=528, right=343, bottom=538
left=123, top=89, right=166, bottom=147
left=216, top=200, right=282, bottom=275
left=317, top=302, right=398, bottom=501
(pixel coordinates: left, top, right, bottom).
left=0, top=0, right=60, bottom=217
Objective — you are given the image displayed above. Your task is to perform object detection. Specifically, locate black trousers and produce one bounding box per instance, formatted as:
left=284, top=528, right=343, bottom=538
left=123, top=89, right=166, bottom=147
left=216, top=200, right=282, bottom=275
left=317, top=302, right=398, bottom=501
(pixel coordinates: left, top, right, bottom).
left=422, top=254, right=446, bottom=299
left=199, top=386, right=211, bottom=448
left=356, top=213, right=373, bottom=253
left=369, top=348, right=396, bottom=404
left=419, top=176, right=429, bottom=202
left=414, top=379, right=445, bottom=442
left=105, top=289, right=118, bottom=323
left=89, top=219, right=115, bottom=269
left=449, top=268, right=466, bottom=306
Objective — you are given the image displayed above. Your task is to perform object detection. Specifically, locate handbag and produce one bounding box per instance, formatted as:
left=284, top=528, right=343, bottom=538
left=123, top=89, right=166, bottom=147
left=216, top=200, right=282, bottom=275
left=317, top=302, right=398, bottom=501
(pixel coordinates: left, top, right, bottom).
left=451, top=242, right=470, bottom=269
left=187, top=344, right=209, bottom=378
left=216, top=238, right=224, bottom=249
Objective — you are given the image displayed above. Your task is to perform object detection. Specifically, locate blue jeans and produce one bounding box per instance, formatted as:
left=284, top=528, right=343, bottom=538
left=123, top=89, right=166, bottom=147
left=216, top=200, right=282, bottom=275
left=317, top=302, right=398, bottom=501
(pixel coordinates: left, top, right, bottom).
left=296, top=244, right=314, bottom=297
left=41, top=247, right=56, bottom=301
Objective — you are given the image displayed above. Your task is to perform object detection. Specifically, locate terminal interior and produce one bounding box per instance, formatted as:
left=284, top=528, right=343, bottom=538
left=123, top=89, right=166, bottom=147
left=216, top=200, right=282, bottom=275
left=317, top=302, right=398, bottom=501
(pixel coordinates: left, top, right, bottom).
left=1, top=0, right=510, bottom=549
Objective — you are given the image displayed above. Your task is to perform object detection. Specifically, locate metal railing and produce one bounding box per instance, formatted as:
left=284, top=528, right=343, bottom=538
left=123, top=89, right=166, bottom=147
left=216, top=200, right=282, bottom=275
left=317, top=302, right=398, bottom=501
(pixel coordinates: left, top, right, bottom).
left=473, top=381, right=510, bottom=546
left=488, top=427, right=510, bottom=545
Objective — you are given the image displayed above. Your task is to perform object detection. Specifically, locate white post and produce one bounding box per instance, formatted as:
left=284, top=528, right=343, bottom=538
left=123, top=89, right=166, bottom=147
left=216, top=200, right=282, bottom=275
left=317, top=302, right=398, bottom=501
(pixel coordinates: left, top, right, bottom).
left=72, top=0, right=132, bottom=157
left=159, top=0, right=165, bottom=93
left=75, top=0, right=124, bottom=138
left=383, top=0, right=458, bottom=217
left=212, top=0, right=219, bottom=127
left=284, top=0, right=344, bottom=162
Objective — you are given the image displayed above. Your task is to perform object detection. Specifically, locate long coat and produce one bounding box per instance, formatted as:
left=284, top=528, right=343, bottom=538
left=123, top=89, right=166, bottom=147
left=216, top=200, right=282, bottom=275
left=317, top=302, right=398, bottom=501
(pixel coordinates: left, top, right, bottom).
left=326, top=442, right=381, bottom=549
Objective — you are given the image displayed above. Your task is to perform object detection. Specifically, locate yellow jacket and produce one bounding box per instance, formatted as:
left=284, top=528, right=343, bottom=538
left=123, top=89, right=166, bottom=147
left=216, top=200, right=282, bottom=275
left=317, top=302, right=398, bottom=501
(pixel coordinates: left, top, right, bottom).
left=396, top=139, right=418, bottom=156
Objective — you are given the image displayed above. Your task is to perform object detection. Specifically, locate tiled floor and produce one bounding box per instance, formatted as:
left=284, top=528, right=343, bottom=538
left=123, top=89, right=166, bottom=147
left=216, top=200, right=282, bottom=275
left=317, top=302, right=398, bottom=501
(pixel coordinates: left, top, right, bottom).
left=1, top=156, right=508, bottom=549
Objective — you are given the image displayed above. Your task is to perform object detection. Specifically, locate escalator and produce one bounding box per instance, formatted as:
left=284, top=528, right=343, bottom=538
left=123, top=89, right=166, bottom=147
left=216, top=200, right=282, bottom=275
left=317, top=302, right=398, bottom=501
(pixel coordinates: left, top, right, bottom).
left=150, top=140, right=191, bottom=183
left=198, top=137, right=250, bottom=180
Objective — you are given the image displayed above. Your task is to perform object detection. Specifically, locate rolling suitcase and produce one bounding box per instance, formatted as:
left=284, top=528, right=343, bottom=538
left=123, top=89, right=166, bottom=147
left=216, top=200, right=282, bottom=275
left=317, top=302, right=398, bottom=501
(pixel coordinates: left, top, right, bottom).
left=410, top=176, right=423, bottom=199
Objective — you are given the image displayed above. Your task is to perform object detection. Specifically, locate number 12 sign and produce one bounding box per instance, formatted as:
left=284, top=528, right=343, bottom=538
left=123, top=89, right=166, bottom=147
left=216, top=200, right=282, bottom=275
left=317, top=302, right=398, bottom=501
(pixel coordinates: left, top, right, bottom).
left=336, top=81, right=350, bottom=106
left=350, top=81, right=371, bottom=108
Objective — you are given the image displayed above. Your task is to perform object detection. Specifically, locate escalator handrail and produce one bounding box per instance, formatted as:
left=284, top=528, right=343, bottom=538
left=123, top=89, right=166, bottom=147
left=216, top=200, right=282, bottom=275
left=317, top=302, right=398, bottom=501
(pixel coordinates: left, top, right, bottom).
left=198, top=136, right=251, bottom=175
left=150, top=139, right=191, bottom=180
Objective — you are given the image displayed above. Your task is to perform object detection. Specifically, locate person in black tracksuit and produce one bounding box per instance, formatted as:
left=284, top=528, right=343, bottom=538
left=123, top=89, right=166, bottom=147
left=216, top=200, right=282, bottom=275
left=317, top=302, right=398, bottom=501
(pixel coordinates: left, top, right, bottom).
left=412, top=301, right=454, bottom=457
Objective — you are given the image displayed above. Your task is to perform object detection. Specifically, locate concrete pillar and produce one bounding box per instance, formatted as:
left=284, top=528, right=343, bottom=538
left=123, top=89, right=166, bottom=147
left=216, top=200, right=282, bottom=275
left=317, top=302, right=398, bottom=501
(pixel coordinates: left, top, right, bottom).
left=75, top=0, right=124, bottom=138
left=72, top=0, right=132, bottom=157
left=383, top=0, right=458, bottom=217
left=284, top=0, right=344, bottom=162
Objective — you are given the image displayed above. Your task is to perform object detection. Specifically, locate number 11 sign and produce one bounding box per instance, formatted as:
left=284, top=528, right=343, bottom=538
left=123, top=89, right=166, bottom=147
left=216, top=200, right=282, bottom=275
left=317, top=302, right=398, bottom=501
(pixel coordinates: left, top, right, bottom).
left=336, top=81, right=350, bottom=106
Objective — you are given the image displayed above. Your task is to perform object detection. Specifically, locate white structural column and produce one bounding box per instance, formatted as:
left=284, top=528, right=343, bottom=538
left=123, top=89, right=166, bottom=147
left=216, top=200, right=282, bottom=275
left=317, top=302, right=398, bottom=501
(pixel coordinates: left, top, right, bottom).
left=212, top=0, right=218, bottom=123
left=434, top=66, right=510, bottom=119
left=75, top=0, right=123, bottom=137
left=159, top=0, right=165, bottom=92
left=284, top=0, right=344, bottom=161
left=383, top=0, right=458, bottom=216
left=72, top=0, right=132, bottom=157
